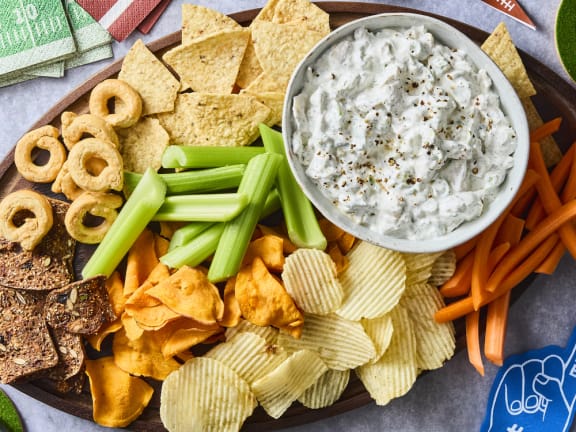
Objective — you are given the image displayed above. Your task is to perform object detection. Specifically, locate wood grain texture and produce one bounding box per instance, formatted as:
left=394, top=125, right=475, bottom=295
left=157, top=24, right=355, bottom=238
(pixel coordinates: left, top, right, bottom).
left=3, top=3, right=576, bottom=431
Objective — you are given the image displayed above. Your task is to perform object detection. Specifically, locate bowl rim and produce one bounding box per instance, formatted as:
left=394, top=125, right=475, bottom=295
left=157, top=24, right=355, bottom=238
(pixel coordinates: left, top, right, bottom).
left=282, top=12, right=530, bottom=253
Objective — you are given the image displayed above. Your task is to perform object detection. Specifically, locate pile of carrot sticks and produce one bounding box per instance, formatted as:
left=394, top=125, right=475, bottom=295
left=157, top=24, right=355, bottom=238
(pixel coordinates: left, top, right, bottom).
left=433, top=118, right=575, bottom=374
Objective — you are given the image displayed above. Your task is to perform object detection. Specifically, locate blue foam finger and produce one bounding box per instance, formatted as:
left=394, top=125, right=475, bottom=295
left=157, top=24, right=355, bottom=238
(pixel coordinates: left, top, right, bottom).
left=482, top=327, right=576, bottom=432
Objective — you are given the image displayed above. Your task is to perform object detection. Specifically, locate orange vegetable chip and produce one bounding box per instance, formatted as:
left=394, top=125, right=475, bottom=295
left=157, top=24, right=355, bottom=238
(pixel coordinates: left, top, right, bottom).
left=327, top=243, right=349, bottom=274
left=235, top=257, right=303, bottom=335
left=318, top=218, right=346, bottom=242
left=126, top=303, right=181, bottom=330
left=85, top=357, right=154, bottom=428
left=337, top=232, right=356, bottom=254
left=243, top=234, right=285, bottom=271
left=258, top=224, right=297, bottom=253
left=124, top=228, right=159, bottom=297
left=146, top=266, right=224, bottom=325
left=121, top=312, right=145, bottom=341
left=112, top=327, right=180, bottom=380
left=105, top=271, right=126, bottom=317
left=220, top=276, right=242, bottom=328
left=125, top=262, right=170, bottom=308
left=86, top=318, right=123, bottom=351
left=162, top=325, right=223, bottom=358
left=155, top=232, right=171, bottom=257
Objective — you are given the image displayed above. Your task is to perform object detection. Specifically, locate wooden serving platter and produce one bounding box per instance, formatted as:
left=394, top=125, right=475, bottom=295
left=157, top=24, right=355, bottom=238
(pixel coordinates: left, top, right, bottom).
left=2, top=2, right=576, bottom=431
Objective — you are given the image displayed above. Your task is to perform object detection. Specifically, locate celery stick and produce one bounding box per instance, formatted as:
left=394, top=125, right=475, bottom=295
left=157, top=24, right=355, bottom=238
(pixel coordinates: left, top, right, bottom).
left=124, top=164, right=245, bottom=196
left=161, top=145, right=265, bottom=168
left=207, top=153, right=282, bottom=282
left=152, top=193, right=248, bottom=222
left=168, top=222, right=214, bottom=251
left=259, top=124, right=327, bottom=250
left=82, top=168, right=167, bottom=279
left=160, top=223, right=225, bottom=269
left=167, top=189, right=281, bottom=252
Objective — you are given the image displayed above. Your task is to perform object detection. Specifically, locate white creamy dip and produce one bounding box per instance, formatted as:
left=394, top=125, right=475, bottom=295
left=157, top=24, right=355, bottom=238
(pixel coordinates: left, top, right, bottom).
left=291, top=26, right=518, bottom=240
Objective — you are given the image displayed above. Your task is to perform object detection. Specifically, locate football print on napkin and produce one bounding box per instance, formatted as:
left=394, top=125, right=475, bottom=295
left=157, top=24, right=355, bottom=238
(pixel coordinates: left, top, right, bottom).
left=481, top=0, right=536, bottom=30
left=76, top=0, right=162, bottom=41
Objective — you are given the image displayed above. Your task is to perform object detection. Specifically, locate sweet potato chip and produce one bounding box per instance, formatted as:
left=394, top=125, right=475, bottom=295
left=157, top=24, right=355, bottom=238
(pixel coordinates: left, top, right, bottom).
left=85, top=356, right=154, bottom=428
left=106, top=271, right=126, bottom=317
left=243, top=234, right=285, bottom=271
left=161, top=322, right=223, bottom=359
left=235, top=257, right=304, bottom=334
left=146, top=265, right=224, bottom=325
left=318, top=218, right=346, bottom=242
left=126, top=303, right=181, bottom=330
left=118, top=39, right=179, bottom=115
left=123, top=228, right=159, bottom=297
left=157, top=92, right=270, bottom=147
left=112, top=327, right=180, bottom=380
left=121, top=312, right=144, bottom=341
left=220, top=277, right=242, bottom=328
left=163, top=29, right=250, bottom=93
left=155, top=233, right=171, bottom=257
left=257, top=224, right=297, bottom=254
left=86, top=319, right=123, bottom=351
left=327, top=243, right=348, bottom=274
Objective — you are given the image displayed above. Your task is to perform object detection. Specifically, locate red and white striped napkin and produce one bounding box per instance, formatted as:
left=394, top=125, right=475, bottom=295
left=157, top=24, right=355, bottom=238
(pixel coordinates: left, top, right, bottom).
left=77, top=0, right=168, bottom=41
left=480, top=0, right=536, bottom=30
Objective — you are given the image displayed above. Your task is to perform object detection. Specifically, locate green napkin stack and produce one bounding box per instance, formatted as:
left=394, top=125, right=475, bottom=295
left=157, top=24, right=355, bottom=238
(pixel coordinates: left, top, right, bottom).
left=0, top=0, right=113, bottom=88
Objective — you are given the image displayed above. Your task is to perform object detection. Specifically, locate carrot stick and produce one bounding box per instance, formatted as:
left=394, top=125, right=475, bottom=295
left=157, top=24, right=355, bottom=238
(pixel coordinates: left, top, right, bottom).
left=527, top=140, right=576, bottom=261
left=471, top=170, right=540, bottom=307
left=495, top=214, right=525, bottom=247
left=529, top=117, right=562, bottom=143
left=435, top=233, right=560, bottom=323
left=453, top=237, right=478, bottom=260
left=525, top=145, right=575, bottom=229
left=466, top=310, right=485, bottom=375
left=561, top=142, right=576, bottom=202
left=440, top=251, right=475, bottom=297
left=484, top=291, right=511, bottom=366
left=535, top=238, right=565, bottom=274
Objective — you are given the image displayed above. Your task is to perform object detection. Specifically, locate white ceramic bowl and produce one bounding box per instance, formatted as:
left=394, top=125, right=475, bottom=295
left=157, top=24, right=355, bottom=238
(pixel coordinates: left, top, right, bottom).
left=282, top=13, right=529, bottom=253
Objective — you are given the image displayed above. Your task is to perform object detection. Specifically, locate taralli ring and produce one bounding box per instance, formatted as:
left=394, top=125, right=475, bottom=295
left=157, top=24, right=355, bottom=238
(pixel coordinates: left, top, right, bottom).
left=64, top=192, right=123, bottom=244
left=67, top=137, right=124, bottom=192
left=61, top=111, right=120, bottom=150
left=14, top=125, right=67, bottom=183
left=51, top=161, right=84, bottom=201
left=0, top=189, right=53, bottom=250
left=89, top=79, right=142, bottom=128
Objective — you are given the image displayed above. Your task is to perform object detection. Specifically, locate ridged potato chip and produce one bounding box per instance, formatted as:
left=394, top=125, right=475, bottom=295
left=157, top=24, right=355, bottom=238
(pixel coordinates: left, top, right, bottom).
left=225, top=318, right=279, bottom=344
left=251, top=349, right=328, bottom=418
left=277, top=313, right=376, bottom=370
left=337, top=242, right=406, bottom=320
left=401, top=283, right=455, bottom=370
left=161, top=357, right=257, bottom=432
left=428, top=250, right=457, bottom=287
left=298, top=368, right=350, bottom=409
left=205, top=331, right=287, bottom=384
left=356, top=304, right=417, bottom=406
left=402, top=252, right=443, bottom=286
left=282, top=248, right=344, bottom=315
left=361, top=313, right=394, bottom=364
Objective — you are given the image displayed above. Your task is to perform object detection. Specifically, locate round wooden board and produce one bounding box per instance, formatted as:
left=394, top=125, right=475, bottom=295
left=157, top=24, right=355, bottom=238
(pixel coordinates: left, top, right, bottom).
left=3, top=2, right=576, bottom=431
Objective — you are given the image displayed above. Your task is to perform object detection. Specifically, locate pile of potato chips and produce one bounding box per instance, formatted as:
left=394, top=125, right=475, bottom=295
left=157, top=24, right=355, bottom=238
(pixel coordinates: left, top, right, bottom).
left=78, top=0, right=460, bottom=429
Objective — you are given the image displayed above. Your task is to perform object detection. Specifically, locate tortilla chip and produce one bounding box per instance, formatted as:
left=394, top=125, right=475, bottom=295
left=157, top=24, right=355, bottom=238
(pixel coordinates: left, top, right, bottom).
left=145, top=266, right=224, bottom=325
left=157, top=92, right=270, bottom=146
left=181, top=4, right=242, bottom=44
left=241, top=90, right=285, bottom=126
left=253, top=0, right=331, bottom=34
left=251, top=21, right=325, bottom=90
left=85, top=357, right=154, bottom=428
left=243, top=72, right=286, bottom=94
left=236, top=36, right=264, bottom=89
left=112, top=327, right=180, bottom=380
left=235, top=257, right=304, bottom=335
left=118, top=39, right=179, bottom=115
left=117, top=117, right=170, bottom=173
left=521, top=98, right=563, bottom=167
left=481, top=22, right=536, bottom=99
left=163, top=29, right=250, bottom=93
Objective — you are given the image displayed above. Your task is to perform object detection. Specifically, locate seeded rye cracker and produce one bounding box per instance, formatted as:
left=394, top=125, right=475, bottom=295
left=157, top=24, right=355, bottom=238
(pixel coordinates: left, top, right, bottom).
left=0, top=198, right=75, bottom=291
left=0, top=288, right=59, bottom=384
left=44, top=275, right=115, bottom=335
left=0, top=0, right=77, bottom=77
